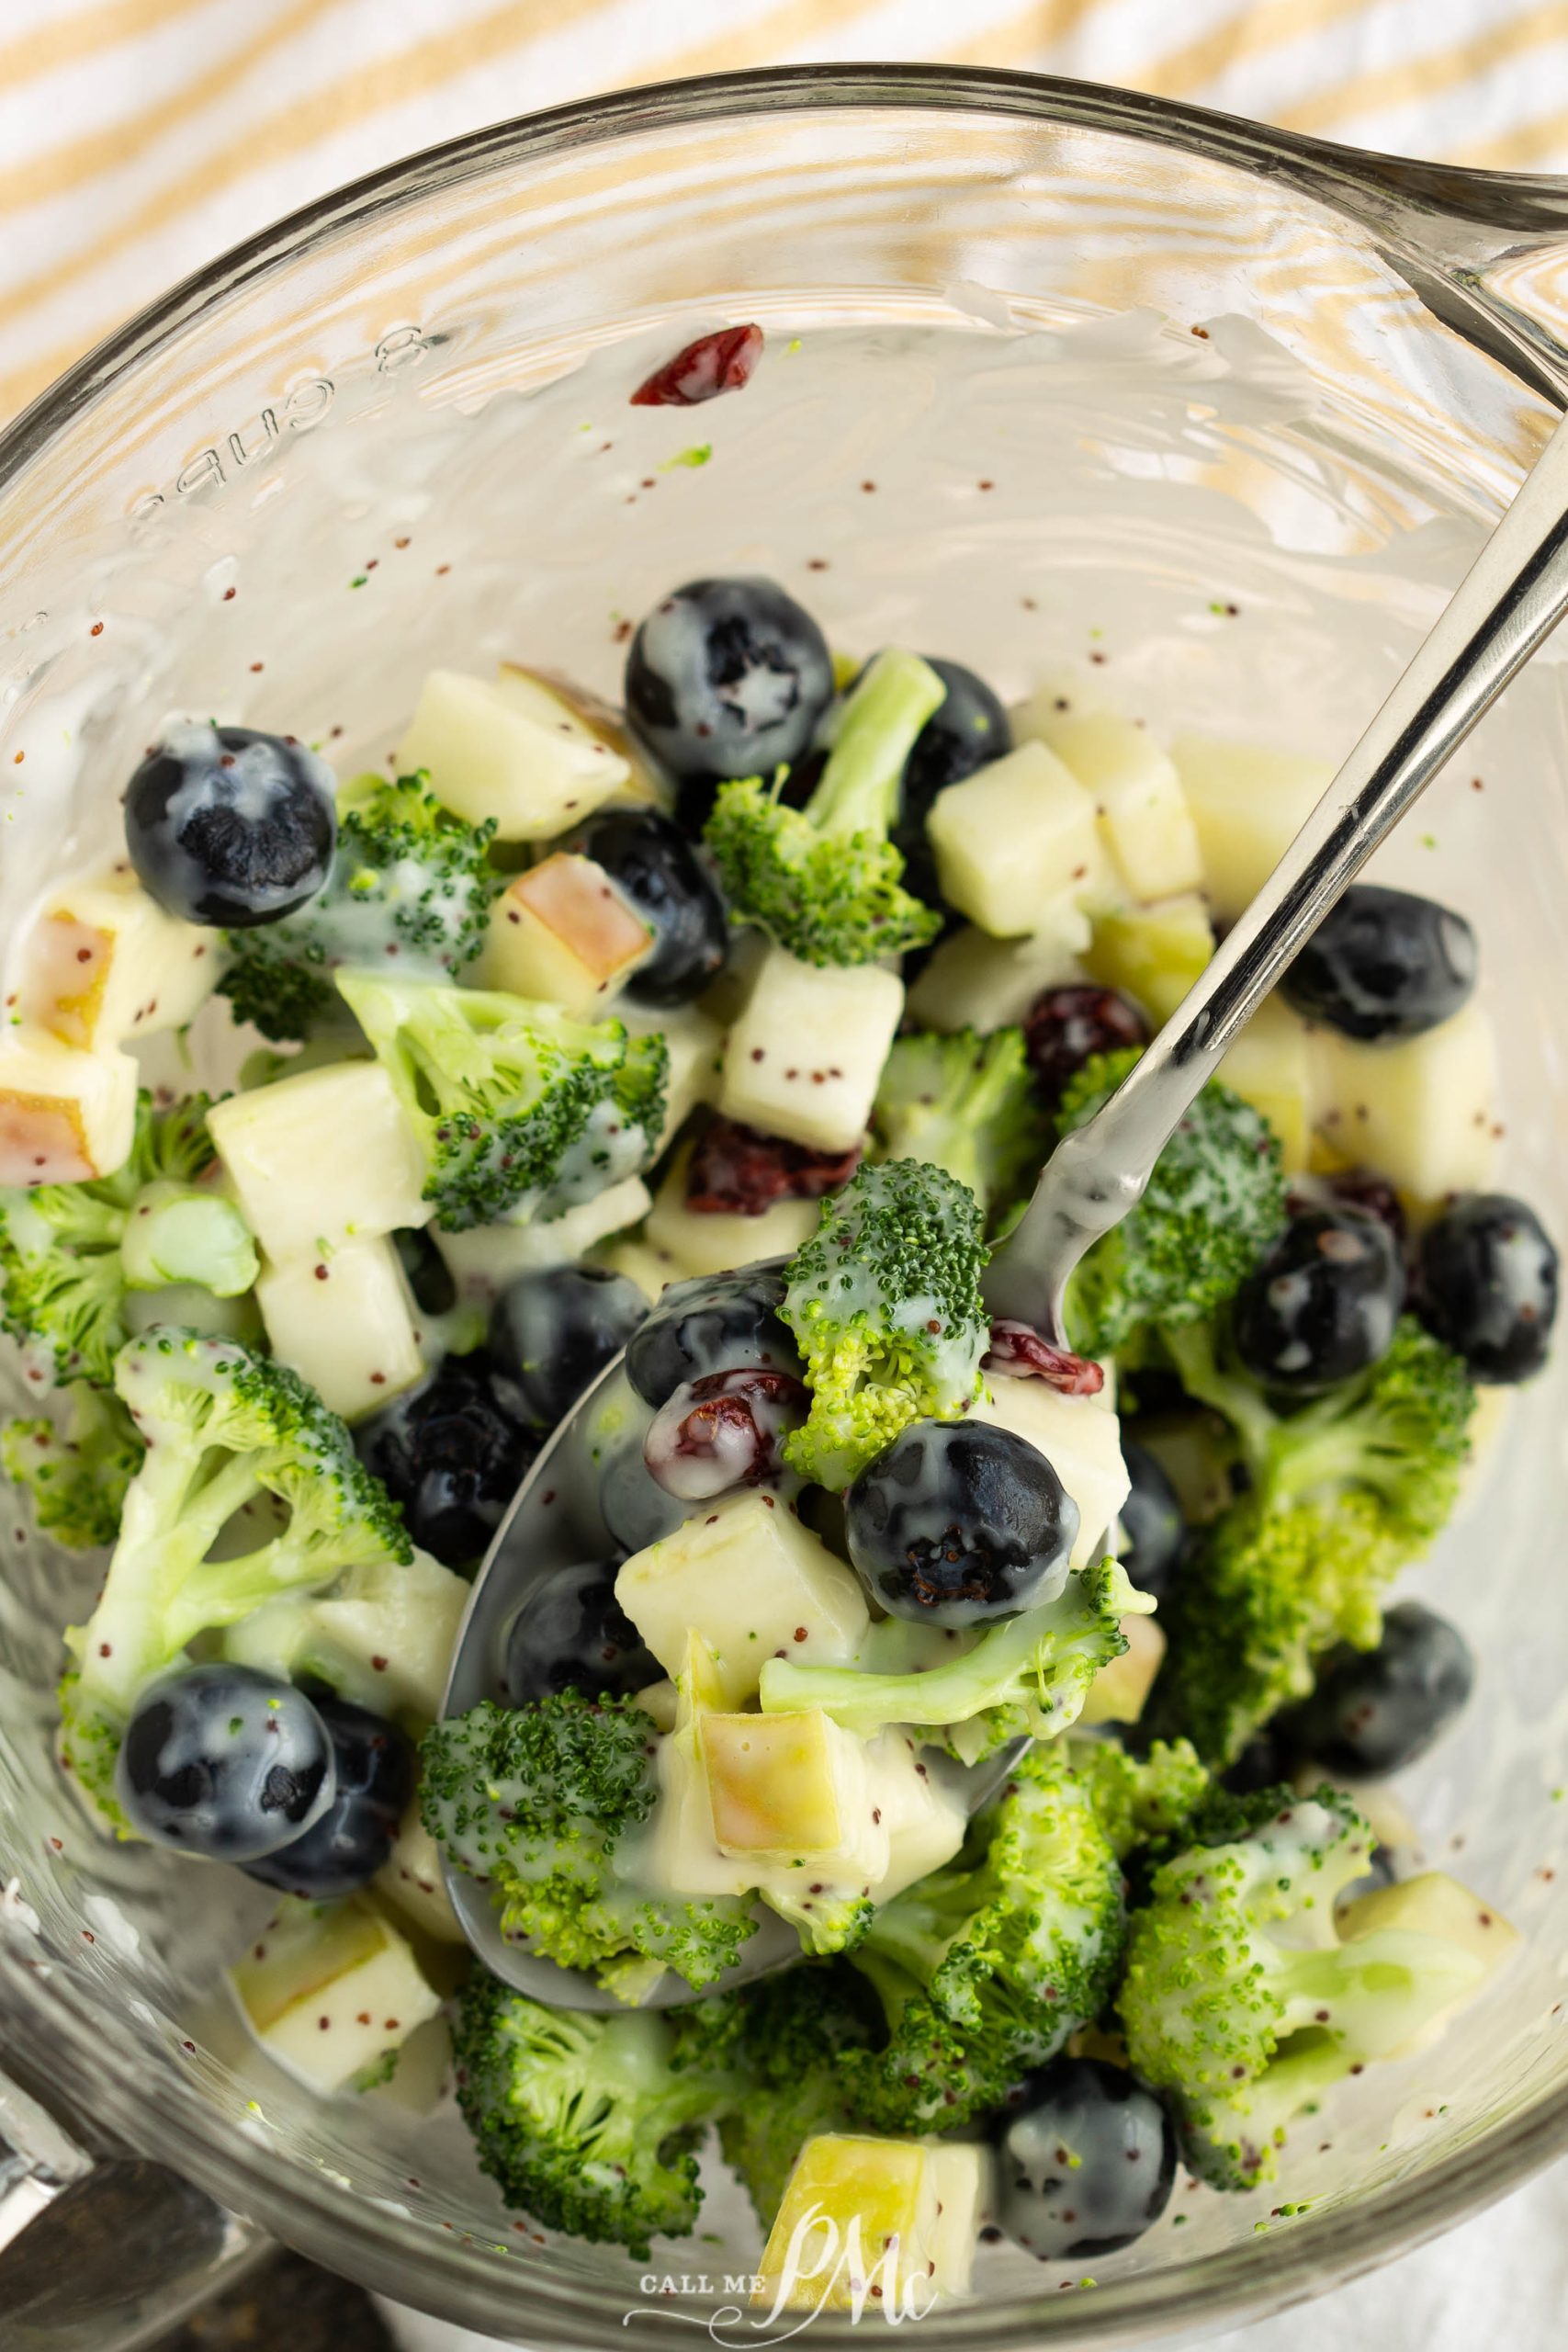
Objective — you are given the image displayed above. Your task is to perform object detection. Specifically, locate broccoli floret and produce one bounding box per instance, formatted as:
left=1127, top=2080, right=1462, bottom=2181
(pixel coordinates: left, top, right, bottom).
left=0, top=1092, right=254, bottom=1387
left=3, top=1385, right=143, bottom=1550
left=337, top=971, right=667, bottom=1231
left=871, top=1027, right=1050, bottom=1235
left=781, top=1159, right=990, bottom=1491
left=59, top=1329, right=409, bottom=1823
left=761, top=1558, right=1150, bottom=1761
left=705, top=649, right=946, bottom=967
left=1066, top=1733, right=1210, bottom=1860
left=1152, top=1317, right=1475, bottom=1764
left=220, top=772, right=498, bottom=1041
left=842, top=1743, right=1125, bottom=2132
left=420, top=1696, right=757, bottom=1994
left=451, top=1967, right=744, bottom=2256
left=679, top=1963, right=881, bottom=2227
left=1055, top=1049, right=1286, bottom=1357
left=1117, top=1788, right=1486, bottom=2188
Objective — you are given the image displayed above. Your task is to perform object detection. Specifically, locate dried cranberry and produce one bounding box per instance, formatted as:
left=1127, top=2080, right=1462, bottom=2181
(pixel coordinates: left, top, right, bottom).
left=630, top=324, right=764, bottom=407
left=1294, top=1170, right=1407, bottom=1247
left=983, top=1319, right=1105, bottom=1396
left=1023, top=987, right=1147, bottom=1108
left=685, top=1116, right=862, bottom=1216
left=643, top=1368, right=807, bottom=1502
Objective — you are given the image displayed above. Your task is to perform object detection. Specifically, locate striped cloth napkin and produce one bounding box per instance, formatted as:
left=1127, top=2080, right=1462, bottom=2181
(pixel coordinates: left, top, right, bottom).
left=2, top=0, right=1567, bottom=429
left=5, top=3, right=1565, bottom=2346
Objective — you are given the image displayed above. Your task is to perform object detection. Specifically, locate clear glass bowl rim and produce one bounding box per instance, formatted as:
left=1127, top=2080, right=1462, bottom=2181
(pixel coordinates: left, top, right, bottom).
left=3, top=60, right=1568, bottom=2348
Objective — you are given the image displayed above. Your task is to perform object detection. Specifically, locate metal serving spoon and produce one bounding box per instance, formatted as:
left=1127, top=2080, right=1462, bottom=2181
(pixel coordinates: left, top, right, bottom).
left=442, top=410, right=1568, bottom=2008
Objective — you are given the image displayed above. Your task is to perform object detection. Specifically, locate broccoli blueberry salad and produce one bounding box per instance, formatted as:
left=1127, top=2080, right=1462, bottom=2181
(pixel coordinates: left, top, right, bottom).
left=0, top=558, right=1558, bottom=2305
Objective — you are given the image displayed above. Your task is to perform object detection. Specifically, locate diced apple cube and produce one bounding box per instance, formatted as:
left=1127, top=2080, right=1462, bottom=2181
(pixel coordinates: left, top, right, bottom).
left=433, top=1174, right=651, bottom=1305
left=645, top=1144, right=822, bottom=1280
left=1036, top=712, right=1203, bottom=904
left=616, top=1490, right=870, bottom=1705
left=757, top=2135, right=984, bottom=2311
left=256, top=1237, right=423, bottom=1419
left=718, top=946, right=902, bottom=1153
left=0, top=1032, right=138, bottom=1185
left=478, top=854, right=652, bottom=1015
left=1083, top=896, right=1214, bottom=1024
left=209, top=1061, right=429, bottom=1261
left=21, top=869, right=217, bottom=1051
left=1336, top=1873, right=1512, bottom=2056
left=701, top=1710, right=857, bottom=1858
left=602, top=1235, right=680, bottom=1306
left=1078, top=1614, right=1166, bottom=1725
left=228, top=1896, right=443, bottom=2096
left=973, top=1377, right=1129, bottom=1566
left=868, top=1729, right=968, bottom=1902
left=375, top=1808, right=468, bottom=1944
left=928, top=741, right=1108, bottom=936
left=1307, top=1002, right=1499, bottom=1208
left=224, top=1545, right=468, bottom=1725
left=904, top=900, right=1092, bottom=1034
left=1173, top=734, right=1333, bottom=923
left=499, top=663, right=664, bottom=808
left=396, top=667, right=630, bottom=841
left=1218, top=992, right=1314, bottom=1173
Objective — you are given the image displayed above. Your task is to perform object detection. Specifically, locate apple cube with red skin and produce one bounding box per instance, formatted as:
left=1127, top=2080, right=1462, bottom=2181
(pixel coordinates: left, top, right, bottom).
left=479, top=852, right=652, bottom=1015
left=0, top=1032, right=139, bottom=1185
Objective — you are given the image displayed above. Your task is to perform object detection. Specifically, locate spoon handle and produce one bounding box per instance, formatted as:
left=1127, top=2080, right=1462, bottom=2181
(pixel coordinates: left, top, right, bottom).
left=986, top=411, right=1568, bottom=1335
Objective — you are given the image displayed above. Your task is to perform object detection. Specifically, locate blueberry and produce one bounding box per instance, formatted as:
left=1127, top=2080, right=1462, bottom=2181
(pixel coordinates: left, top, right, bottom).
left=1118, top=1442, right=1185, bottom=1600
left=118, top=1664, right=333, bottom=1860
left=893, top=656, right=1011, bottom=900
left=1221, top=1729, right=1292, bottom=1797
left=502, top=1561, right=660, bottom=1703
left=1233, top=1206, right=1404, bottom=1395
left=566, top=808, right=728, bottom=1006
left=600, top=1433, right=688, bottom=1552
left=844, top=1419, right=1079, bottom=1627
left=1282, top=1601, right=1474, bottom=1777
left=488, top=1263, right=648, bottom=1434
left=1416, top=1193, right=1558, bottom=1383
left=992, top=2058, right=1176, bottom=2261
left=624, top=578, right=833, bottom=793
left=1023, top=987, right=1148, bottom=1109
left=124, top=723, right=336, bottom=928
left=355, top=1360, right=534, bottom=1567
left=1280, top=884, right=1477, bottom=1042
left=625, top=1267, right=803, bottom=1409
left=243, top=1694, right=415, bottom=1898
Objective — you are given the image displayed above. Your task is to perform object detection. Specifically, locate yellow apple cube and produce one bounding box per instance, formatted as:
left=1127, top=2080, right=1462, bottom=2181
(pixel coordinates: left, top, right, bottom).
left=1173, top=734, right=1334, bottom=923
left=717, top=946, right=903, bottom=1154
left=1218, top=992, right=1314, bottom=1173
left=757, top=2136, right=983, bottom=2312
left=256, top=1237, right=423, bottom=1419
left=615, top=1490, right=870, bottom=1705
left=209, top=1061, right=429, bottom=1261
left=1083, top=895, right=1214, bottom=1024
left=928, top=741, right=1106, bottom=937
left=1079, top=1614, right=1166, bottom=1725
left=396, top=666, right=630, bottom=840
left=700, top=1710, right=852, bottom=1858
left=228, top=1897, right=442, bottom=2096
left=1038, top=712, right=1203, bottom=904
left=1308, top=1002, right=1499, bottom=1208
left=904, top=900, right=1092, bottom=1034
left=479, top=853, right=652, bottom=1014
left=21, top=869, right=217, bottom=1052
left=0, top=1032, right=138, bottom=1185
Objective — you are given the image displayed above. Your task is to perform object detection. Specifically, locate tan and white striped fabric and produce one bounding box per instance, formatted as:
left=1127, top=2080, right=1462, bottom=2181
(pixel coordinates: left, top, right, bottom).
left=4, top=0, right=1568, bottom=432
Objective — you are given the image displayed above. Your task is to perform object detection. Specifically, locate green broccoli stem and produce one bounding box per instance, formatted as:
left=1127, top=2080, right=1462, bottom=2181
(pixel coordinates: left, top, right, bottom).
left=807, top=649, right=947, bottom=839
left=119, top=1182, right=258, bottom=1298
left=1161, top=1319, right=1280, bottom=1471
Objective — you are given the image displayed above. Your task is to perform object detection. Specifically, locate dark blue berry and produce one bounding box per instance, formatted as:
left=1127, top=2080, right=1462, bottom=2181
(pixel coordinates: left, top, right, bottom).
left=599, top=1434, right=687, bottom=1552
left=488, top=1262, right=648, bottom=1434
left=992, top=2058, right=1177, bottom=2260
left=124, top=724, right=336, bottom=928
left=566, top=808, right=728, bottom=1006
left=1283, top=1601, right=1473, bottom=1777
left=118, top=1664, right=333, bottom=1860
left=625, top=1267, right=802, bottom=1409
left=1118, top=1441, right=1184, bottom=1600
left=355, top=1359, right=534, bottom=1567
left=624, top=578, right=833, bottom=792
left=1280, top=885, right=1476, bottom=1041
left=1233, top=1206, right=1404, bottom=1395
left=502, top=1561, right=660, bottom=1703
left=243, top=1694, right=414, bottom=1898
left=1417, top=1193, right=1558, bottom=1383
left=844, top=1419, right=1079, bottom=1627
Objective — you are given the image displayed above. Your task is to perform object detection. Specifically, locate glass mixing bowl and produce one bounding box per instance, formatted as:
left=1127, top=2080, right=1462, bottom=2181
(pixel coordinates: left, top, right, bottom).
left=4, top=62, right=1568, bottom=2352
